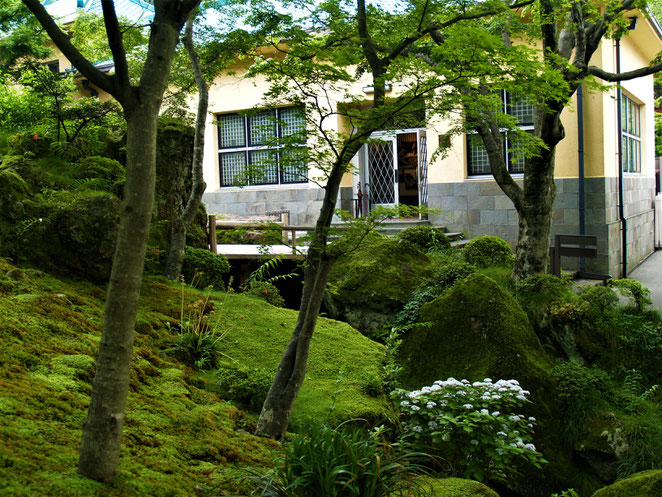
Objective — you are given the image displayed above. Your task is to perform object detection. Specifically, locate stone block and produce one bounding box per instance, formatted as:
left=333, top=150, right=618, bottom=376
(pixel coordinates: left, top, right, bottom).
left=454, top=182, right=481, bottom=197
left=480, top=210, right=508, bottom=225
left=494, top=195, right=514, bottom=210
left=555, top=193, right=579, bottom=210
left=468, top=196, right=495, bottom=210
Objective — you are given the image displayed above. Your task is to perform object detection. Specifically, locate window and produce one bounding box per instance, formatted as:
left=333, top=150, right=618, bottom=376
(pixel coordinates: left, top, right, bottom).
left=467, top=92, right=534, bottom=176
left=621, top=95, right=641, bottom=173
left=217, top=107, right=307, bottom=187
left=44, top=60, right=60, bottom=73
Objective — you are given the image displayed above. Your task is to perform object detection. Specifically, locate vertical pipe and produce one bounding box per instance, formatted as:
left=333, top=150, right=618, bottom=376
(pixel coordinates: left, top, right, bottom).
left=616, top=38, right=628, bottom=277
left=578, top=84, right=586, bottom=272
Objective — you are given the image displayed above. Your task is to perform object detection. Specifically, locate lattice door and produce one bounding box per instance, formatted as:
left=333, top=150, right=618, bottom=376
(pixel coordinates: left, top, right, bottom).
left=367, top=141, right=396, bottom=205
left=418, top=130, right=428, bottom=212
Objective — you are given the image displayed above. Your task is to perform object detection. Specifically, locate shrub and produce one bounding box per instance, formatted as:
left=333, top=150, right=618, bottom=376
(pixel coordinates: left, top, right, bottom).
left=578, top=285, right=619, bottom=313
left=244, top=281, right=285, bottom=307
left=608, top=279, right=653, bottom=312
left=394, top=378, right=545, bottom=482
left=181, top=246, right=230, bottom=290
left=551, top=362, right=610, bottom=443
left=167, top=289, right=229, bottom=370
left=216, top=367, right=273, bottom=411
left=72, top=156, right=125, bottom=197
left=397, top=225, right=451, bottom=252
left=514, top=273, right=574, bottom=317
left=144, top=246, right=167, bottom=275
left=463, top=235, right=514, bottom=268
left=249, top=422, right=427, bottom=497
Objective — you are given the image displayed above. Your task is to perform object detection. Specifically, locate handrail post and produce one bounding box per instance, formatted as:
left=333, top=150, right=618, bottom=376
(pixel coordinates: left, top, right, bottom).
left=209, top=215, right=217, bottom=253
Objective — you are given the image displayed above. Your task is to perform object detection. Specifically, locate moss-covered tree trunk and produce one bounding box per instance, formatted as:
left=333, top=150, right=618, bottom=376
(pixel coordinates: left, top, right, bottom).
left=513, top=153, right=557, bottom=279
left=164, top=15, right=208, bottom=281
left=22, top=0, right=201, bottom=483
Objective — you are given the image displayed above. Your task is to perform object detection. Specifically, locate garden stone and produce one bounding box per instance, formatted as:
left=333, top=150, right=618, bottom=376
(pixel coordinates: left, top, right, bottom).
left=591, top=470, right=662, bottom=497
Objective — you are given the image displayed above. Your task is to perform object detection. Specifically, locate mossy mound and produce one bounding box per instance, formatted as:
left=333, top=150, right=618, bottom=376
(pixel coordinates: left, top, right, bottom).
left=397, top=273, right=593, bottom=497
left=325, top=232, right=435, bottom=333
left=214, top=293, right=390, bottom=426
left=591, top=470, right=662, bottom=497
left=0, top=257, right=390, bottom=496
left=398, top=273, right=552, bottom=389
left=0, top=260, right=281, bottom=496
left=421, top=477, right=500, bottom=496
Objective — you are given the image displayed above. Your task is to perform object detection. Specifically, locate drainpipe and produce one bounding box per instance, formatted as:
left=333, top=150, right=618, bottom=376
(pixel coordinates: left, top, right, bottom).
left=616, top=38, right=628, bottom=277
left=578, top=84, right=586, bottom=272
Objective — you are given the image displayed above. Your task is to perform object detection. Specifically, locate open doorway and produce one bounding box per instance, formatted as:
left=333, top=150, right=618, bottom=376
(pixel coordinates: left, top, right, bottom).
left=362, top=129, right=427, bottom=213
left=397, top=133, right=419, bottom=207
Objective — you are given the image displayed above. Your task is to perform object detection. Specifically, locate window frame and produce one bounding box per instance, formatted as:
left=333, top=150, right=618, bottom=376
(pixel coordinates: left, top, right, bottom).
left=217, top=107, right=307, bottom=187
left=621, top=94, right=641, bottom=174
left=466, top=91, right=535, bottom=177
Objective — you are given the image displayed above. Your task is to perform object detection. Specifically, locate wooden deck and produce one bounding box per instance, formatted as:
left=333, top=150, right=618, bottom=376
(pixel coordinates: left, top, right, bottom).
left=217, top=244, right=307, bottom=260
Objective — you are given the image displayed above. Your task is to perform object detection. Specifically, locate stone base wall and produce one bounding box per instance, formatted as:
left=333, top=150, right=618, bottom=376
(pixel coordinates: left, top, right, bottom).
left=428, top=177, right=655, bottom=277
left=202, top=186, right=326, bottom=226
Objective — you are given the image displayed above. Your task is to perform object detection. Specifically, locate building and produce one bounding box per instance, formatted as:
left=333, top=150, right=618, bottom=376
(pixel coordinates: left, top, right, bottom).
left=201, top=12, right=662, bottom=278
left=41, top=0, right=153, bottom=99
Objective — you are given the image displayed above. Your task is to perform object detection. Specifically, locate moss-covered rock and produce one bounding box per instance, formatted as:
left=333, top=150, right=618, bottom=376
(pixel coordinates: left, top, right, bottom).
left=398, top=273, right=552, bottom=388
left=397, top=274, right=601, bottom=497
left=325, top=232, right=435, bottom=334
left=21, top=193, right=120, bottom=281
left=591, top=470, right=662, bottom=497
left=421, top=477, right=500, bottom=497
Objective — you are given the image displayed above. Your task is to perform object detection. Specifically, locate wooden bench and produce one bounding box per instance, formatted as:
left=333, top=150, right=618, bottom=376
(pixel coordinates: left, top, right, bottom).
left=549, top=234, right=604, bottom=278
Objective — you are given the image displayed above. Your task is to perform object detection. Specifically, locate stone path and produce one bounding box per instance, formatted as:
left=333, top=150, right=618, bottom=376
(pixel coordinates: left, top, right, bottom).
left=629, top=250, right=662, bottom=309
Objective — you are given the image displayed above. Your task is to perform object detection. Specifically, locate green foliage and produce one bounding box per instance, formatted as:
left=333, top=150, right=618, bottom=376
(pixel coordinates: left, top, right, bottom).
left=249, top=422, right=427, bottom=497
left=167, top=289, right=230, bottom=370
left=617, top=407, right=662, bottom=478
left=578, top=285, right=619, bottom=313
left=0, top=259, right=279, bottom=496
left=514, top=273, right=575, bottom=321
left=551, top=362, right=610, bottom=443
left=396, top=225, right=450, bottom=253
left=17, top=193, right=121, bottom=281
left=144, top=246, right=168, bottom=275
left=463, top=236, right=514, bottom=268
left=244, top=281, right=285, bottom=307
left=216, top=366, right=274, bottom=411
left=395, top=378, right=545, bottom=482
left=608, top=279, right=653, bottom=312
left=73, top=156, right=125, bottom=197
left=182, top=247, right=230, bottom=290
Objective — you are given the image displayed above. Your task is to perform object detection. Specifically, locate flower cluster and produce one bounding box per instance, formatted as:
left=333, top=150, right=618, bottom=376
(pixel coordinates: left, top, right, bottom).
left=393, top=377, right=545, bottom=481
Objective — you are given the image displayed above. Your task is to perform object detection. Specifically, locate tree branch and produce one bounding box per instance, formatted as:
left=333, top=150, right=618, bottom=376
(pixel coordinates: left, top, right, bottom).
left=101, top=0, right=130, bottom=89
left=588, top=61, right=662, bottom=81
left=21, top=0, right=113, bottom=95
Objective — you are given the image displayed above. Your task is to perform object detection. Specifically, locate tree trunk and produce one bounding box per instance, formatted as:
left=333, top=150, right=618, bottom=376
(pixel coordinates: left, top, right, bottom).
left=77, top=106, right=158, bottom=482
left=164, top=15, right=208, bottom=281
left=513, top=150, right=557, bottom=279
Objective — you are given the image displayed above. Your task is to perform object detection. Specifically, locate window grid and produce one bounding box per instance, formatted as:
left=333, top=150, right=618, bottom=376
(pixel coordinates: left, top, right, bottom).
left=467, top=91, right=534, bottom=176
left=217, top=108, right=307, bottom=187
left=621, top=95, right=641, bottom=174
left=219, top=114, right=246, bottom=149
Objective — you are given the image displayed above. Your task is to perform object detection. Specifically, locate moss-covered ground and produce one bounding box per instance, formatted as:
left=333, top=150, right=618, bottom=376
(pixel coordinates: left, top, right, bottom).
left=0, top=258, right=388, bottom=496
